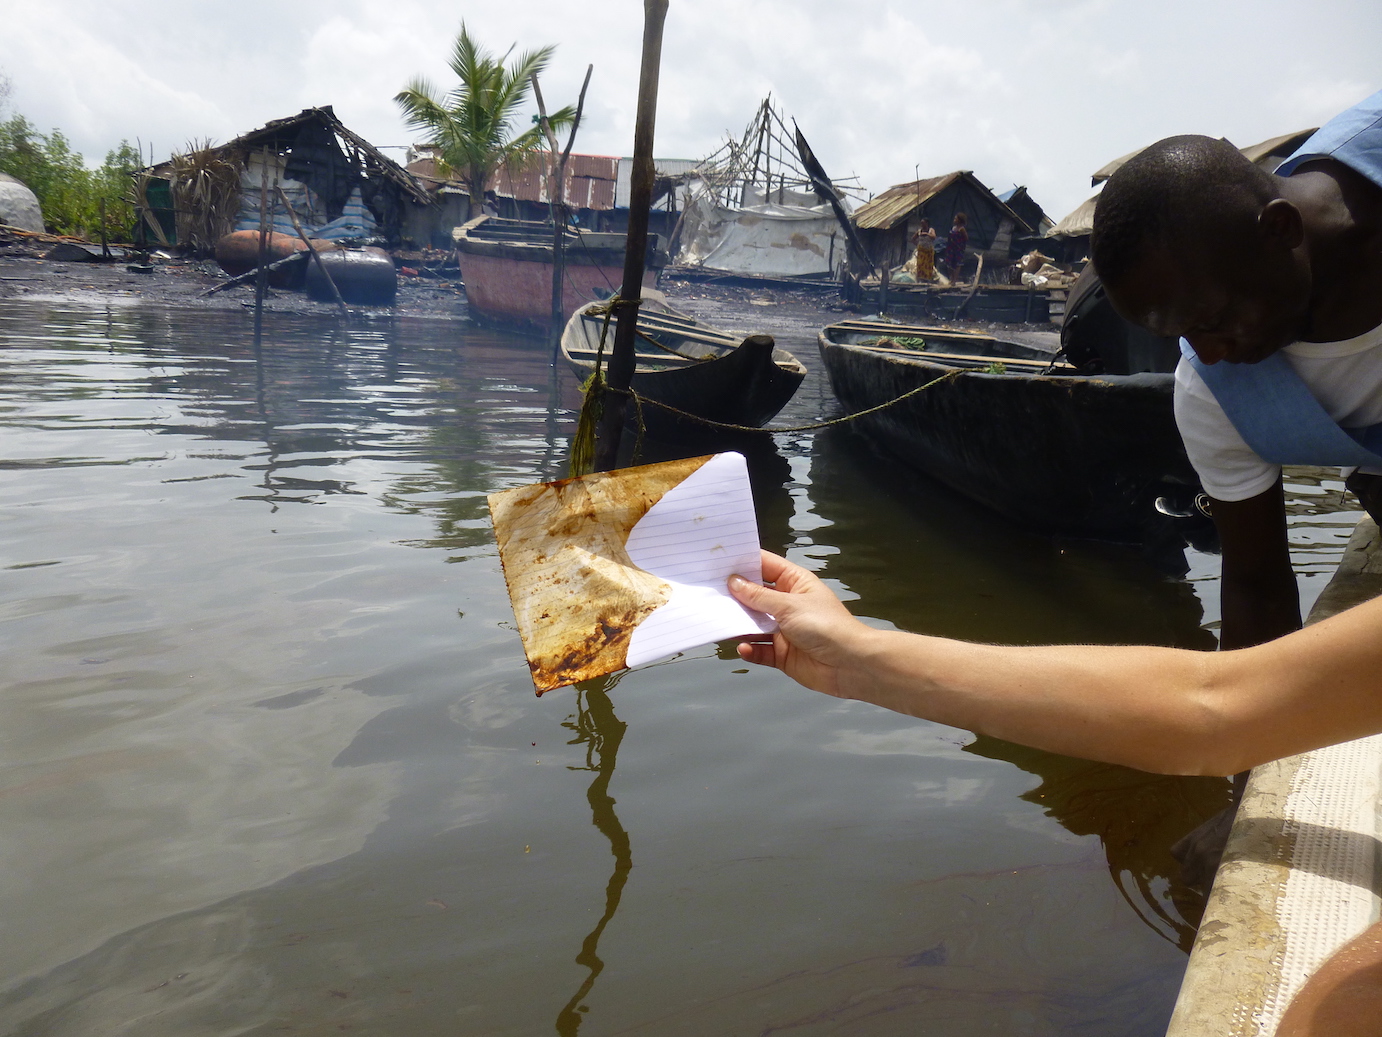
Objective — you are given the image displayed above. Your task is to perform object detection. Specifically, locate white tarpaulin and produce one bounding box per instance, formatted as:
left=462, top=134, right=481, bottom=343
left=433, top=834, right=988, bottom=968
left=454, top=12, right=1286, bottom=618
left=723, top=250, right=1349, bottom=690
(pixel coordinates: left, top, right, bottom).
left=677, top=183, right=846, bottom=278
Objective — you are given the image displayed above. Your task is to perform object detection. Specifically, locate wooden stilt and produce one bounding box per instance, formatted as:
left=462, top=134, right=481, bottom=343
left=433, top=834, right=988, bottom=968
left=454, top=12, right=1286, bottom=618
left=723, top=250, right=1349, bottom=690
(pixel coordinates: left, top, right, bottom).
left=592, top=0, right=669, bottom=473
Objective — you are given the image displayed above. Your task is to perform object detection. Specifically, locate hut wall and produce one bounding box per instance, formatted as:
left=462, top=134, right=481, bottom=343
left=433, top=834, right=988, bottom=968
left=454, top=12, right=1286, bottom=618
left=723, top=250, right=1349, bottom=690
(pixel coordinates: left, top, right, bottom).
left=402, top=190, right=470, bottom=249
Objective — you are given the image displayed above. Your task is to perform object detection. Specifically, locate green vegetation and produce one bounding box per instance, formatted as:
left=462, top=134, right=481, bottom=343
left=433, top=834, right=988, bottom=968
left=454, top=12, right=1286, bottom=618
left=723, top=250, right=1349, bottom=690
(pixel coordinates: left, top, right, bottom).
left=394, top=22, right=574, bottom=204
left=983, top=361, right=1008, bottom=374
left=863, top=335, right=928, bottom=350
left=0, top=114, right=141, bottom=238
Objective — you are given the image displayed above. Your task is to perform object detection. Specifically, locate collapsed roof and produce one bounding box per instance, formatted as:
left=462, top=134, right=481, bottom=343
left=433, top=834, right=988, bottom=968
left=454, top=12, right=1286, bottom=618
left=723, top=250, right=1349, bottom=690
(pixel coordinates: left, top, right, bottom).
left=228, top=106, right=430, bottom=208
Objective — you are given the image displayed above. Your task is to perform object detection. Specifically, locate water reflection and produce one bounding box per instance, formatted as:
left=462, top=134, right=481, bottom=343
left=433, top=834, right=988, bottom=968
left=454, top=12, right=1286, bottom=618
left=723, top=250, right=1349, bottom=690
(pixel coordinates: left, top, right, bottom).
left=964, top=737, right=1232, bottom=952
left=796, top=426, right=1231, bottom=946
left=556, top=677, right=632, bottom=1035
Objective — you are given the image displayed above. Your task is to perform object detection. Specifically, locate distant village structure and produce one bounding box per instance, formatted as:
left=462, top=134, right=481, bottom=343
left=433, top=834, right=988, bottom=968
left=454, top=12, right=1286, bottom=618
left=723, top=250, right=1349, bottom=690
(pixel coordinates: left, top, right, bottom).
left=405, top=147, right=695, bottom=248
left=124, top=96, right=1321, bottom=319
left=136, top=106, right=430, bottom=252
left=851, top=171, right=1035, bottom=277
left=671, top=97, right=864, bottom=281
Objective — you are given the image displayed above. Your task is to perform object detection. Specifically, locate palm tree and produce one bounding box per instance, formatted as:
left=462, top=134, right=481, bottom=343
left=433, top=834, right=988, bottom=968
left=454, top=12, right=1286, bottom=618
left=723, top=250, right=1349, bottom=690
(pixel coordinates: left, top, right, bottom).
left=395, top=24, right=575, bottom=208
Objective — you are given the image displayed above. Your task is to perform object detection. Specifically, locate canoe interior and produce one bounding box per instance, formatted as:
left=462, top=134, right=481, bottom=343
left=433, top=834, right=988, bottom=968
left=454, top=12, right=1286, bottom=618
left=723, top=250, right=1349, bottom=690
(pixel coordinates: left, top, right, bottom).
left=568, top=307, right=805, bottom=376
left=823, top=320, right=1067, bottom=370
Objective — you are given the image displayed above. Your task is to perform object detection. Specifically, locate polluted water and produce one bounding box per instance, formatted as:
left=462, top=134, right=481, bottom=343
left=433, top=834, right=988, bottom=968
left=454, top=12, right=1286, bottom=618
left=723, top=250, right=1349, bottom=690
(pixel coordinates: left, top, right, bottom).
left=0, top=297, right=1363, bottom=1035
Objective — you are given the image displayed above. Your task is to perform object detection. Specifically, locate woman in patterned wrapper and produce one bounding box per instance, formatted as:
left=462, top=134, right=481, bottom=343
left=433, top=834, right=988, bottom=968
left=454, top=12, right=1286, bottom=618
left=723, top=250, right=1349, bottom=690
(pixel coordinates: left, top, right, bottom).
left=940, top=211, right=968, bottom=281
left=910, top=218, right=937, bottom=281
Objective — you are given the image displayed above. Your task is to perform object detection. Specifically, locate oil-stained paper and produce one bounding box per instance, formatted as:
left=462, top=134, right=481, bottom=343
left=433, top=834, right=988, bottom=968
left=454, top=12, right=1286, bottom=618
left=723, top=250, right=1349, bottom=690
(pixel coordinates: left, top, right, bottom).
left=487, top=452, right=774, bottom=694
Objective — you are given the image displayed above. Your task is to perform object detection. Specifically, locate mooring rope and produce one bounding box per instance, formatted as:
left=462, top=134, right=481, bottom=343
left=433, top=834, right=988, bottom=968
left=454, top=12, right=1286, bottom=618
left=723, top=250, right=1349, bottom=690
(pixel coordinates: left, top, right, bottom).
left=606, top=368, right=963, bottom=435
left=568, top=297, right=964, bottom=475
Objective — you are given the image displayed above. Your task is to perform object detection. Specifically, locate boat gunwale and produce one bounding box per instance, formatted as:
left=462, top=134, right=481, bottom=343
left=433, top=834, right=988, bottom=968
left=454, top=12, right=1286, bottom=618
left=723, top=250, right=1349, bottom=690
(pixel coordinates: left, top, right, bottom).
left=819, top=327, right=1173, bottom=388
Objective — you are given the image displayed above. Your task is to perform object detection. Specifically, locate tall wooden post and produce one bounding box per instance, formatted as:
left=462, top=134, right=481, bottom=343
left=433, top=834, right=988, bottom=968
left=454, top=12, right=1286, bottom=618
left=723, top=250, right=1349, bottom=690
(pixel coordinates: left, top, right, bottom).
left=253, top=147, right=270, bottom=349
left=592, top=0, right=669, bottom=473
left=532, top=65, right=594, bottom=362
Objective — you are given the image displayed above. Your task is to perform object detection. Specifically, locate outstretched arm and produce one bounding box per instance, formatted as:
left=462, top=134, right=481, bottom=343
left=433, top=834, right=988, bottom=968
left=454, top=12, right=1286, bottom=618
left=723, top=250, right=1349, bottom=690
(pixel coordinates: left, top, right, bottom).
left=730, top=551, right=1382, bottom=776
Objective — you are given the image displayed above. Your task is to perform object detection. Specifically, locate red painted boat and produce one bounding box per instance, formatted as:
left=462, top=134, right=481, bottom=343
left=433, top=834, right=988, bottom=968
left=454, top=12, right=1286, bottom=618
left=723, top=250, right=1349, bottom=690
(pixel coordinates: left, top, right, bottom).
left=453, top=215, right=668, bottom=330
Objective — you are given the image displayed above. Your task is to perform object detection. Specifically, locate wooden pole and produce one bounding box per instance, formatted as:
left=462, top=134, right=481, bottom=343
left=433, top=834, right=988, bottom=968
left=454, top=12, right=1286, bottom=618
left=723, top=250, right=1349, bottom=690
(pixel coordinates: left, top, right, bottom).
left=532, top=64, right=593, bottom=361
left=276, top=186, right=349, bottom=318
left=253, top=146, right=270, bottom=348
left=199, top=250, right=305, bottom=296
left=592, top=0, right=668, bottom=473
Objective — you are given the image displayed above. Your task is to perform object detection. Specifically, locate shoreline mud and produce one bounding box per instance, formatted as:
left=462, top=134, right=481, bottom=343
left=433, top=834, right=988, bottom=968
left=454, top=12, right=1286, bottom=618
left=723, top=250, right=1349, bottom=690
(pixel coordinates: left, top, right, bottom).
left=0, top=240, right=1061, bottom=354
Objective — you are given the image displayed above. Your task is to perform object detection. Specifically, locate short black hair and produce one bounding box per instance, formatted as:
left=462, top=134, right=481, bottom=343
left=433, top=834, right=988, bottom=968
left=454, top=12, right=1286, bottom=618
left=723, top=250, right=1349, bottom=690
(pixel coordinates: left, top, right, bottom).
left=1091, top=135, right=1279, bottom=286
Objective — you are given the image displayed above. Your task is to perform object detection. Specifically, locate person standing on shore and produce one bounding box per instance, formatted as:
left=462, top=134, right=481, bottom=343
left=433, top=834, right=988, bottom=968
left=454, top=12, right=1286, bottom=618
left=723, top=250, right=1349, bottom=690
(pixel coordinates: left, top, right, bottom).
left=940, top=212, right=968, bottom=281
left=910, top=218, right=937, bottom=281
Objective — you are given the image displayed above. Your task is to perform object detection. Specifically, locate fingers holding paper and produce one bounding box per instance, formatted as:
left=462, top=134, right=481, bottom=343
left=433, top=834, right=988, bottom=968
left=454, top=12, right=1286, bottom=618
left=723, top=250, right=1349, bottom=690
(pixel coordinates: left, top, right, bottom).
left=728, top=550, right=873, bottom=698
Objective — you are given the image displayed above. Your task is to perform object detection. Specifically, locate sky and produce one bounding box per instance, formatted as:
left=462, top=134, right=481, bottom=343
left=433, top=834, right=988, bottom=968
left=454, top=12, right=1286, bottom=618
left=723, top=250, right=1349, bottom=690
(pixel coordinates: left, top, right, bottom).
left=2, top=0, right=1378, bottom=222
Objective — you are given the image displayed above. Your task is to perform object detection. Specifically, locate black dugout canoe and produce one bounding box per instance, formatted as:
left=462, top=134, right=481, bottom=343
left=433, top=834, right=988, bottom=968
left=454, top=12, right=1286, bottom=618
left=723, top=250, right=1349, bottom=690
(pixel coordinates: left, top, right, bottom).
left=817, top=319, right=1209, bottom=547
left=561, top=292, right=806, bottom=439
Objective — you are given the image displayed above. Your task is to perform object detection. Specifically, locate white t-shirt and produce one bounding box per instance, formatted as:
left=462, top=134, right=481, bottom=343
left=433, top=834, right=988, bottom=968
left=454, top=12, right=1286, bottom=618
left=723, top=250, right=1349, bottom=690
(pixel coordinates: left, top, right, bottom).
left=1174, top=320, right=1382, bottom=501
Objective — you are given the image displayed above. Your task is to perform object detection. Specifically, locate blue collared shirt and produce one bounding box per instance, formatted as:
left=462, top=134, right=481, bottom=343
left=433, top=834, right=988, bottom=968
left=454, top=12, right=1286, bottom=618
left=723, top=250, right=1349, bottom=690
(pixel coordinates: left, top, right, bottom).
left=1276, top=89, right=1382, bottom=189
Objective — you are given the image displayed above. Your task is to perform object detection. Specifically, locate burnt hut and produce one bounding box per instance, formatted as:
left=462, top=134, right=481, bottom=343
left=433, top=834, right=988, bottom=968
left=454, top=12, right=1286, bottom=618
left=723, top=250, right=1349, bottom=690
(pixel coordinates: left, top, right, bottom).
left=136, top=106, right=431, bottom=251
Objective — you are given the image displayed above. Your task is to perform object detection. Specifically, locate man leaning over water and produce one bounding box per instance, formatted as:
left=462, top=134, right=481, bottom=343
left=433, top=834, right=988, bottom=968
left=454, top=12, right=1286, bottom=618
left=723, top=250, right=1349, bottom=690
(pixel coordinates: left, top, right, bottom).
left=1089, top=89, right=1382, bottom=650
left=725, top=95, right=1382, bottom=1029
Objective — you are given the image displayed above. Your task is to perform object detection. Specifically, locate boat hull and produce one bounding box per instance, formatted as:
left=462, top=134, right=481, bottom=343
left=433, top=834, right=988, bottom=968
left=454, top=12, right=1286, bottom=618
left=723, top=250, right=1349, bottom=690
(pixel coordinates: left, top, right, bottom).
left=215, top=231, right=306, bottom=286
left=562, top=297, right=805, bottom=439
left=456, top=250, right=652, bottom=329
left=454, top=217, right=667, bottom=330
left=817, top=334, right=1204, bottom=545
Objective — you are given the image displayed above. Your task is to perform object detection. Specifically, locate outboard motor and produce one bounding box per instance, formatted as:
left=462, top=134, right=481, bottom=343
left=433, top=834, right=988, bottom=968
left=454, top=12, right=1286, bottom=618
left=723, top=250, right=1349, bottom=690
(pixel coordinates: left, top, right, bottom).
left=1061, top=265, right=1181, bottom=375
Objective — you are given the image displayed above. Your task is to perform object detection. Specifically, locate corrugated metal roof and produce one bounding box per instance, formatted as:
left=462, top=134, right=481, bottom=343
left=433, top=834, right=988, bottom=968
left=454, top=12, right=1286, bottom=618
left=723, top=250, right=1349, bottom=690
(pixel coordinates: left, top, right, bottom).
left=851, top=172, right=963, bottom=230
left=405, top=149, right=620, bottom=209
left=490, top=152, right=619, bottom=210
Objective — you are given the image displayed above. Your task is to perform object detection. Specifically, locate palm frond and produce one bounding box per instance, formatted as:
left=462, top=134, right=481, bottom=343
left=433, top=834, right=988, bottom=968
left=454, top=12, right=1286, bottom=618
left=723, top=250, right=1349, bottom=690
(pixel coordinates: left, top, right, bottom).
left=396, top=21, right=577, bottom=202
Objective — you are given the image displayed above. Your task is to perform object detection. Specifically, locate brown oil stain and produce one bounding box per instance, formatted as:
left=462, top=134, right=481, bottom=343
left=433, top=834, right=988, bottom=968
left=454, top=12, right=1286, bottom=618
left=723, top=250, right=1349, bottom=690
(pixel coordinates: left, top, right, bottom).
left=488, top=455, right=713, bottom=694
left=0, top=747, right=176, bottom=800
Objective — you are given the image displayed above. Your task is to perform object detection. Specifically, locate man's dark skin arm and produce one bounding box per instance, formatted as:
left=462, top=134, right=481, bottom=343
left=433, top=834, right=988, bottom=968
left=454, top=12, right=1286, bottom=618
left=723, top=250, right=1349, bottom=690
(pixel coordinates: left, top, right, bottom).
left=1212, top=476, right=1301, bottom=649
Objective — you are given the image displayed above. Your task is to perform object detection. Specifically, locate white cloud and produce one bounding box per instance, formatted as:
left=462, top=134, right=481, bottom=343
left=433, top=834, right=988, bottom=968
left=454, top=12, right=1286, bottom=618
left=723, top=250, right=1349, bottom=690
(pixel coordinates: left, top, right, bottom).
left=0, top=0, right=1377, bottom=221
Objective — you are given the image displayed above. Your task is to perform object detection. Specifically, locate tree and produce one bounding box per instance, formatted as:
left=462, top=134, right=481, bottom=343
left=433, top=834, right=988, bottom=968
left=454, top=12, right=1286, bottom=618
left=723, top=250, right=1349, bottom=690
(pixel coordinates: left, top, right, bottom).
left=394, top=23, right=575, bottom=207
left=0, top=115, right=140, bottom=238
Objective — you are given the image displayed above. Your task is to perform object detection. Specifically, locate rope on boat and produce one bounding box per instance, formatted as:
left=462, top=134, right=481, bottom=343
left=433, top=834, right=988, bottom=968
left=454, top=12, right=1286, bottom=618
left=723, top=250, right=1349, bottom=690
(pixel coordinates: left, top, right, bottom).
left=606, top=368, right=964, bottom=435
left=568, top=298, right=622, bottom=477
left=568, top=296, right=963, bottom=475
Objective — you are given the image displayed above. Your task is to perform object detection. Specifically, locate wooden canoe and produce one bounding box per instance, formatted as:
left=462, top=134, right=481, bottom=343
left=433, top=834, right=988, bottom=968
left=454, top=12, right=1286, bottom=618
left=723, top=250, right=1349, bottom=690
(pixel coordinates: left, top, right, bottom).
left=561, top=292, right=806, bottom=438
left=817, top=318, right=1211, bottom=550
left=454, top=215, right=669, bottom=330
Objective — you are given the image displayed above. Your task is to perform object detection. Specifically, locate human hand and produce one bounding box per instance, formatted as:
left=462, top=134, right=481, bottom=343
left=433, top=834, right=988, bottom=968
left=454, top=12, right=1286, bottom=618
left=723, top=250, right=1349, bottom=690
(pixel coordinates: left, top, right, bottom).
left=727, top=550, right=874, bottom=698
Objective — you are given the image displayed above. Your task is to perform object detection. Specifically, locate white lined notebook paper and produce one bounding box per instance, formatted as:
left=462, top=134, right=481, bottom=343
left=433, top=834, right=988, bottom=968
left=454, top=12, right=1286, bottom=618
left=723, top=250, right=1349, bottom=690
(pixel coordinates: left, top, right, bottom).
left=624, top=452, right=775, bottom=666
